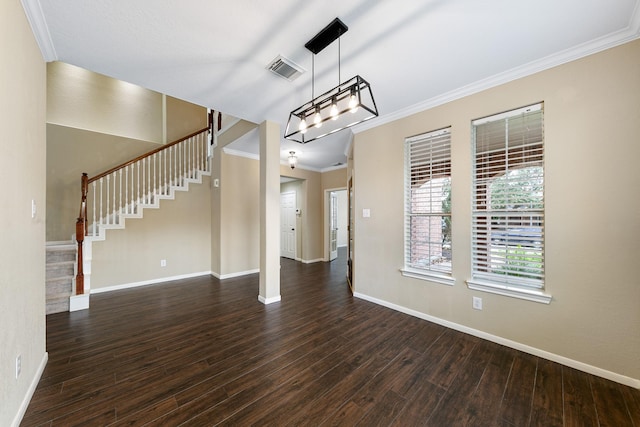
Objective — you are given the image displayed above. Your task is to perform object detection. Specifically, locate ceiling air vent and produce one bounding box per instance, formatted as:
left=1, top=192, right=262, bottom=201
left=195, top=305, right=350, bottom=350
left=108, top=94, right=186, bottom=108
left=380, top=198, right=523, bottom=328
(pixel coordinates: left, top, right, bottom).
left=267, top=55, right=305, bottom=81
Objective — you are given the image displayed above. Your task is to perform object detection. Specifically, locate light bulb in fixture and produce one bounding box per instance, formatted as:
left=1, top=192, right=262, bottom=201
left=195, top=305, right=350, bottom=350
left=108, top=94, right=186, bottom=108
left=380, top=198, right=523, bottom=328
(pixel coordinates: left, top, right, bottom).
left=330, top=97, right=339, bottom=120
left=348, top=87, right=359, bottom=113
left=313, top=107, right=322, bottom=128
left=298, top=115, right=307, bottom=134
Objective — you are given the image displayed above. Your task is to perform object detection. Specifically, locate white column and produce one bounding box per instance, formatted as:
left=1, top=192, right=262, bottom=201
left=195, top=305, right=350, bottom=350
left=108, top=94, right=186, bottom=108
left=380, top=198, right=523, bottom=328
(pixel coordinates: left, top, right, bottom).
left=258, top=120, right=281, bottom=304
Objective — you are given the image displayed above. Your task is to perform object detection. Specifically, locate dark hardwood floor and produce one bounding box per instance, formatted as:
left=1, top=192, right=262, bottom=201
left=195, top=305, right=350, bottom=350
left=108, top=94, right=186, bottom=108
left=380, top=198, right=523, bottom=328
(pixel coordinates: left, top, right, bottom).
left=23, top=249, right=639, bottom=426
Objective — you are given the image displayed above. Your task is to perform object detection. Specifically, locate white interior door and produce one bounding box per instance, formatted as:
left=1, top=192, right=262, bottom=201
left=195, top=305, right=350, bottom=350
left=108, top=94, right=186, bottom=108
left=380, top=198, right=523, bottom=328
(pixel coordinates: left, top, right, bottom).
left=281, top=191, right=296, bottom=259
left=329, top=191, right=338, bottom=261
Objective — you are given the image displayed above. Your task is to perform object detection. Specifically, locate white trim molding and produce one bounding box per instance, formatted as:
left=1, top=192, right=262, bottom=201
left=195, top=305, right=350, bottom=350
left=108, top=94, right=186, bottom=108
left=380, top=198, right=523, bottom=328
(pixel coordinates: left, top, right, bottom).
left=212, top=269, right=259, bottom=280
left=258, top=295, right=281, bottom=305
left=354, top=18, right=640, bottom=136
left=12, top=352, right=48, bottom=427
left=222, top=146, right=259, bottom=161
left=69, top=293, right=90, bottom=311
left=90, top=271, right=212, bottom=294
left=20, top=0, right=57, bottom=61
left=466, top=279, right=552, bottom=304
left=400, top=268, right=455, bottom=287
left=353, top=291, right=639, bottom=389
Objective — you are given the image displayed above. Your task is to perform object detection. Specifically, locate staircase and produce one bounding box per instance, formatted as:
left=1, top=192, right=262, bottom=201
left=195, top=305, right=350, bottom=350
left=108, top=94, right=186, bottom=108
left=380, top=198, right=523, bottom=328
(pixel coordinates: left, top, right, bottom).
left=45, top=242, right=76, bottom=314
left=85, top=158, right=211, bottom=241
left=69, top=123, right=217, bottom=311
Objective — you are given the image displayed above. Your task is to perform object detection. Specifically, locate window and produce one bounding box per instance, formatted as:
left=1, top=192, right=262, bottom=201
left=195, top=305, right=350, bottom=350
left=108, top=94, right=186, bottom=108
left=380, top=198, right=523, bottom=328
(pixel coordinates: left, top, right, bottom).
left=468, top=103, right=550, bottom=303
left=402, top=127, right=453, bottom=285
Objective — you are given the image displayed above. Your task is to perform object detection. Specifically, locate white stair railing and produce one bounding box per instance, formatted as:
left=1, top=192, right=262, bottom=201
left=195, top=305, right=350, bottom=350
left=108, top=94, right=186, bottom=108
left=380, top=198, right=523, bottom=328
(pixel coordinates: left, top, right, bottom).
left=74, top=111, right=222, bottom=298
left=84, top=128, right=211, bottom=238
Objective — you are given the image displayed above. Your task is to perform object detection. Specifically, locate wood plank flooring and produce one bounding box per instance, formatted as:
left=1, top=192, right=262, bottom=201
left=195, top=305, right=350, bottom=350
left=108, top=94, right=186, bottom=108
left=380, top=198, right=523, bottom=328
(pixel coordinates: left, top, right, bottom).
left=22, top=251, right=639, bottom=426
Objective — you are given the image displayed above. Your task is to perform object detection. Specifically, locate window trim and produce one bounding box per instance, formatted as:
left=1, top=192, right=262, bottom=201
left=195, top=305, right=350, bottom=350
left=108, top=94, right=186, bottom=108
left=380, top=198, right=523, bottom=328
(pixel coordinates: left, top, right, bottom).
left=401, top=267, right=455, bottom=286
left=466, top=278, right=552, bottom=304
left=403, top=126, right=454, bottom=285
left=470, top=102, right=551, bottom=302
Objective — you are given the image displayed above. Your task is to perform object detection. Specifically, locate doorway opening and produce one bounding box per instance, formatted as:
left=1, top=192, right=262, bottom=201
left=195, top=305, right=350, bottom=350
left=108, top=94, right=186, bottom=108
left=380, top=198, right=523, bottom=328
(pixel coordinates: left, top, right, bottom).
left=325, top=188, right=348, bottom=262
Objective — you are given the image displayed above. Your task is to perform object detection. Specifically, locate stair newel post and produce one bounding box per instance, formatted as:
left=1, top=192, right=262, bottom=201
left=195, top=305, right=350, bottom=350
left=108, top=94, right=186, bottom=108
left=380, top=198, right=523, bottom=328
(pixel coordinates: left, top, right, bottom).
left=75, top=173, right=88, bottom=295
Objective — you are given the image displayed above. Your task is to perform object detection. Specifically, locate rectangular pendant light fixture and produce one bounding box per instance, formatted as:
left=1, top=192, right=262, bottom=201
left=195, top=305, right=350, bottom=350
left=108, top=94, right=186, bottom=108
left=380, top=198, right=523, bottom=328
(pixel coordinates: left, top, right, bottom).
left=284, top=18, right=378, bottom=144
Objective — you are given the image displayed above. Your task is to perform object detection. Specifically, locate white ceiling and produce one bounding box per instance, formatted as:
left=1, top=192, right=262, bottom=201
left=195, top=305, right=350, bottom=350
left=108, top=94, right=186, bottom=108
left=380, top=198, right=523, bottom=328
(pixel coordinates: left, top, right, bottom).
left=24, top=0, right=640, bottom=171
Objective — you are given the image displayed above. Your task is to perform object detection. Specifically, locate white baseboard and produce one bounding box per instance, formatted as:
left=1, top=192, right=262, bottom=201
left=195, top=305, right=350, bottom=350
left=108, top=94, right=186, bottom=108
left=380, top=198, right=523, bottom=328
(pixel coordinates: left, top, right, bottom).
left=12, top=352, right=48, bottom=427
left=90, top=271, right=212, bottom=294
left=69, top=293, right=90, bottom=311
left=301, top=258, right=324, bottom=264
left=258, top=295, right=281, bottom=305
left=353, top=291, right=640, bottom=389
left=212, top=269, right=259, bottom=280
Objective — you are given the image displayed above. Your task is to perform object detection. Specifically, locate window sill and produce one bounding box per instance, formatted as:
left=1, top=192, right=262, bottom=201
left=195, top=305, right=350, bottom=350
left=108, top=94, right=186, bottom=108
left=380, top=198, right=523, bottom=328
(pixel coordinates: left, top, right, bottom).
left=400, top=268, right=455, bottom=286
left=466, top=279, right=552, bottom=304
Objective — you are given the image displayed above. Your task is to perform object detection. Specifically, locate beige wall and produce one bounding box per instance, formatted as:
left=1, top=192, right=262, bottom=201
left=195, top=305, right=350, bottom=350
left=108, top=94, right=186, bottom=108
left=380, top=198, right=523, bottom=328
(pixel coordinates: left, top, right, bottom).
left=321, top=167, right=347, bottom=190
left=211, top=121, right=259, bottom=277
left=218, top=153, right=260, bottom=275
left=353, top=40, right=640, bottom=383
left=0, top=1, right=47, bottom=425
left=46, top=125, right=160, bottom=241
left=46, top=67, right=207, bottom=241
left=211, top=157, right=344, bottom=270
left=165, top=95, right=208, bottom=142
left=211, top=146, right=222, bottom=275
left=47, top=62, right=163, bottom=142
left=280, top=166, right=325, bottom=262
left=91, top=175, right=212, bottom=289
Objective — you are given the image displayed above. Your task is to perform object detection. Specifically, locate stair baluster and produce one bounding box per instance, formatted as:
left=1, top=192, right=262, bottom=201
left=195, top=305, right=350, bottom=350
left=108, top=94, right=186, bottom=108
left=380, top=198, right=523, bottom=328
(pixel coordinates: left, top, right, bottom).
left=74, top=122, right=216, bottom=300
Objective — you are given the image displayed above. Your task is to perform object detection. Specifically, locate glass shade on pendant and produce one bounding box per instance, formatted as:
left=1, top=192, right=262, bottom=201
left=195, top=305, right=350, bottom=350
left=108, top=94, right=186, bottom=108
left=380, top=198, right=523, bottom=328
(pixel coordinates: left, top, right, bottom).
left=285, top=75, right=378, bottom=144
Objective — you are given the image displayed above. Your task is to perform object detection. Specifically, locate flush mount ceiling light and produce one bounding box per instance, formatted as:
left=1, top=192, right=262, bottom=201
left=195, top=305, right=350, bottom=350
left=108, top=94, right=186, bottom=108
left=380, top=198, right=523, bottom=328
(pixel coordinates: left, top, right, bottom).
left=284, top=18, right=378, bottom=144
left=288, top=151, right=298, bottom=169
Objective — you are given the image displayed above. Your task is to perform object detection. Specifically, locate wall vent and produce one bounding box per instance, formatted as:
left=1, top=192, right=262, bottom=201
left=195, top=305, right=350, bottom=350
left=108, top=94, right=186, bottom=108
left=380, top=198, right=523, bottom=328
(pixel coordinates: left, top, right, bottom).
left=267, top=55, right=305, bottom=81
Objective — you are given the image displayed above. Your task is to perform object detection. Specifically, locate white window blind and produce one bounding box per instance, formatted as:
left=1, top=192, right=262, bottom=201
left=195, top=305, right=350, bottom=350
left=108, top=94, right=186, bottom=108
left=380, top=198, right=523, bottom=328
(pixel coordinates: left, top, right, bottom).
left=471, top=103, right=544, bottom=289
left=404, top=127, right=452, bottom=276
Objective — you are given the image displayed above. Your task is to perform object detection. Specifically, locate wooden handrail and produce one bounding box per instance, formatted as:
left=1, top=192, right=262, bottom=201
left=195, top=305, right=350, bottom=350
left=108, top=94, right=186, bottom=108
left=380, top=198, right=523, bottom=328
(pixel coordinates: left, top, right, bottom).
left=74, top=111, right=220, bottom=297
left=88, top=126, right=210, bottom=184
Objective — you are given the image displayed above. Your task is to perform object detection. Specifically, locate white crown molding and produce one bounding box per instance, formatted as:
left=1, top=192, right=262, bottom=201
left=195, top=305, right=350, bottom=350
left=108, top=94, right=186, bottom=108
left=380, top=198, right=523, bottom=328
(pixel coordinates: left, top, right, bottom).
left=354, top=15, right=640, bottom=134
left=222, top=146, right=259, bottom=161
left=21, top=0, right=57, bottom=62
left=319, top=163, right=347, bottom=173
left=222, top=146, right=343, bottom=174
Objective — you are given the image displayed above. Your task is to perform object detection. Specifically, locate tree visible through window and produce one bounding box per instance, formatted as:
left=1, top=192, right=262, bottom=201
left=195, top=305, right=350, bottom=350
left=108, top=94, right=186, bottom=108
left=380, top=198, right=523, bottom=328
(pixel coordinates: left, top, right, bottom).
left=404, top=128, right=452, bottom=277
left=471, top=103, right=544, bottom=289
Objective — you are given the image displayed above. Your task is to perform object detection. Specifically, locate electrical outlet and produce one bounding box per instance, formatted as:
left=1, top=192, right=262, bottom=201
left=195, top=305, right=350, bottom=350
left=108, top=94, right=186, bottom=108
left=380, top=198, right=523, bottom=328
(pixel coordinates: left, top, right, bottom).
left=160, top=259, right=167, bottom=267
left=472, top=296, right=483, bottom=310
left=15, top=355, right=21, bottom=379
